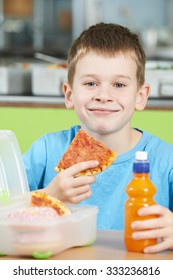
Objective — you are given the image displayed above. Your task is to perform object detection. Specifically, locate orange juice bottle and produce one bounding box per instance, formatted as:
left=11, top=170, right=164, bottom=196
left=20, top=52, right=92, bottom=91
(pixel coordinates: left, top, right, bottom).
left=124, top=151, right=157, bottom=253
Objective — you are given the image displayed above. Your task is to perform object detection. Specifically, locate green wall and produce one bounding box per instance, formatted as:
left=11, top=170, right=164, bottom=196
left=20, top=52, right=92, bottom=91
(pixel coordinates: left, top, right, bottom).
left=0, top=107, right=173, bottom=153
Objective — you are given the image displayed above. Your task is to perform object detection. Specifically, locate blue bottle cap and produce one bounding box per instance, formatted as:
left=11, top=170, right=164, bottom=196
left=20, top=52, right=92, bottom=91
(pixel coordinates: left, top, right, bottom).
left=133, top=161, right=149, bottom=173
left=133, top=151, right=149, bottom=173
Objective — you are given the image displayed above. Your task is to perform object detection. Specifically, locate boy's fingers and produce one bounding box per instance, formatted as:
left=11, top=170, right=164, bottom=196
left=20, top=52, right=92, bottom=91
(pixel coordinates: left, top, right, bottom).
left=73, top=175, right=96, bottom=187
left=59, top=172, right=95, bottom=186
left=68, top=190, right=92, bottom=204
left=144, top=239, right=172, bottom=254
left=61, top=160, right=99, bottom=177
left=132, top=218, right=162, bottom=230
left=65, top=184, right=91, bottom=197
left=132, top=228, right=165, bottom=240
left=138, top=205, right=167, bottom=216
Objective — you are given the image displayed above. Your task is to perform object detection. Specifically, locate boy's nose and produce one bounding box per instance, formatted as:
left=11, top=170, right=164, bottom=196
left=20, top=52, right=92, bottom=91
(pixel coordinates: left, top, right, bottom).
left=94, top=89, right=113, bottom=102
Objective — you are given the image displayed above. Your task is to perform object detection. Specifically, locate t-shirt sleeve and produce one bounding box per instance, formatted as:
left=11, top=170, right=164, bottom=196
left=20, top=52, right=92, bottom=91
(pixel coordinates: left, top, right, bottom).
left=23, top=136, right=47, bottom=191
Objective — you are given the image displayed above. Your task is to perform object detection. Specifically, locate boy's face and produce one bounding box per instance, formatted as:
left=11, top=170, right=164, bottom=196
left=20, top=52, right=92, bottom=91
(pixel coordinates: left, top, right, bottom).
left=64, top=51, right=149, bottom=136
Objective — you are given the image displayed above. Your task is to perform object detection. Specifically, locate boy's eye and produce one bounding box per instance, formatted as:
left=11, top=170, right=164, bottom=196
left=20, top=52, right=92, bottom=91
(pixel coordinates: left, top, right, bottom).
left=115, top=83, right=125, bottom=88
left=85, top=82, right=97, bottom=87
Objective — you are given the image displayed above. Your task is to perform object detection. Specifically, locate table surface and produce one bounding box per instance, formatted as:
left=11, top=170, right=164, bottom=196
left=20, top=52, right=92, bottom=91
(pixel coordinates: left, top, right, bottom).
left=1, top=230, right=173, bottom=260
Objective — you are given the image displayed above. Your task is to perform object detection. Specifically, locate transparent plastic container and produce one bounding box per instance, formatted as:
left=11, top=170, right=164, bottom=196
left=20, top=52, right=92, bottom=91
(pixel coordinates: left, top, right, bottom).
left=0, top=130, right=30, bottom=205
left=0, top=130, right=98, bottom=259
left=0, top=204, right=98, bottom=259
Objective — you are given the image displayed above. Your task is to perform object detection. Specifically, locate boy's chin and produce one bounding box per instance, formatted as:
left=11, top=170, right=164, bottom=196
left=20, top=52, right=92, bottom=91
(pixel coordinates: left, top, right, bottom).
left=88, top=126, right=117, bottom=136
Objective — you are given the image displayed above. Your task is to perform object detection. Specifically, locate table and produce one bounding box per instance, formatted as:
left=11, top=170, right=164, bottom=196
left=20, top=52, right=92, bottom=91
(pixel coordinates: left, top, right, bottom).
left=1, top=230, right=173, bottom=260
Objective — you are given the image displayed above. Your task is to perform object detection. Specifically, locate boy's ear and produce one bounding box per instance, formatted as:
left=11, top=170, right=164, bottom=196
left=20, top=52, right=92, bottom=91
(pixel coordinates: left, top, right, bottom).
left=135, top=83, right=150, bottom=111
left=63, top=82, right=74, bottom=109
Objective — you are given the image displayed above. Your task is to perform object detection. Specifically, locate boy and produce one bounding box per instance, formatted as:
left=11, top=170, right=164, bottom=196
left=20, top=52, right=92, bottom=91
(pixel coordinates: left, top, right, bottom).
left=23, top=23, right=173, bottom=253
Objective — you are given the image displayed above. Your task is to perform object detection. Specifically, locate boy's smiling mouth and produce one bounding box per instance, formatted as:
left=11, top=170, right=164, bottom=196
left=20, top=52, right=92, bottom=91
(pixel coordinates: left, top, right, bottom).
left=87, top=107, right=120, bottom=115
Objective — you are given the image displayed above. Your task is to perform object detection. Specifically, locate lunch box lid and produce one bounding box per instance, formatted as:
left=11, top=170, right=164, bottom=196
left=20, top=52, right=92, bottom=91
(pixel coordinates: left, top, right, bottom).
left=0, top=130, right=30, bottom=206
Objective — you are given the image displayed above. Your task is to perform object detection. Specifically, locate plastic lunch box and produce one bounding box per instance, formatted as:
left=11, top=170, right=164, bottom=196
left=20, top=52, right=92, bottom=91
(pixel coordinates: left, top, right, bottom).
left=0, top=130, right=98, bottom=259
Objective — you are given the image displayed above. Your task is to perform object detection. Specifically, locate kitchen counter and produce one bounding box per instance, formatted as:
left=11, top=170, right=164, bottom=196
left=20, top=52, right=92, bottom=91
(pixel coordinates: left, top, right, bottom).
left=0, top=95, right=173, bottom=110
left=0, top=95, right=65, bottom=108
left=146, top=98, right=173, bottom=110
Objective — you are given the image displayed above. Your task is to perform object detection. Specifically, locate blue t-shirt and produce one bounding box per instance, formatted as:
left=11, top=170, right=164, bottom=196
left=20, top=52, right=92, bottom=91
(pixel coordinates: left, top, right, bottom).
left=23, top=125, right=173, bottom=230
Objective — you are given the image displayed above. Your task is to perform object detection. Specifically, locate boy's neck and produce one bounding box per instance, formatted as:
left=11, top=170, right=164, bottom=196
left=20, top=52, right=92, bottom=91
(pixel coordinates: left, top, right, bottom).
left=111, top=128, right=142, bottom=154
left=81, top=126, right=142, bottom=155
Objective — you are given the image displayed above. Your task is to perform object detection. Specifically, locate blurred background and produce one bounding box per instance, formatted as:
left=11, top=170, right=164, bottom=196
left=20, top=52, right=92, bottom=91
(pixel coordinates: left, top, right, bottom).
left=0, top=0, right=173, bottom=59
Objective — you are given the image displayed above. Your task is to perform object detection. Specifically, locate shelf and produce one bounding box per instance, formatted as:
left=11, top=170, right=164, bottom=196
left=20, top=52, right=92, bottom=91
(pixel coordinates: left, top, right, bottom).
left=0, top=95, right=65, bottom=108
left=0, top=95, right=173, bottom=110
left=146, top=97, right=173, bottom=110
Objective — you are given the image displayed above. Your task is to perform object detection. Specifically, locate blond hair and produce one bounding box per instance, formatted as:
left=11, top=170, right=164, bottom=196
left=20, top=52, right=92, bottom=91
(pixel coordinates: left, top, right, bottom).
left=67, top=23, right=146, bottom=87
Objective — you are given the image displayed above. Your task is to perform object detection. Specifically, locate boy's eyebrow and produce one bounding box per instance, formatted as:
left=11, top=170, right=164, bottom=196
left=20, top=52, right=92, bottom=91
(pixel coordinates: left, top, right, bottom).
left=113, top=74, right=132, bottom=80
left=79, top=73, right=132, bottom=80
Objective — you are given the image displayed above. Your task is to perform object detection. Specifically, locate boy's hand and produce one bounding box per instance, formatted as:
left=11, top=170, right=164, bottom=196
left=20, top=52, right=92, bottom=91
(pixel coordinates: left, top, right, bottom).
left=45, top=160, right=98, bottom=204
left=131, top=205, right=173, bottom=253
